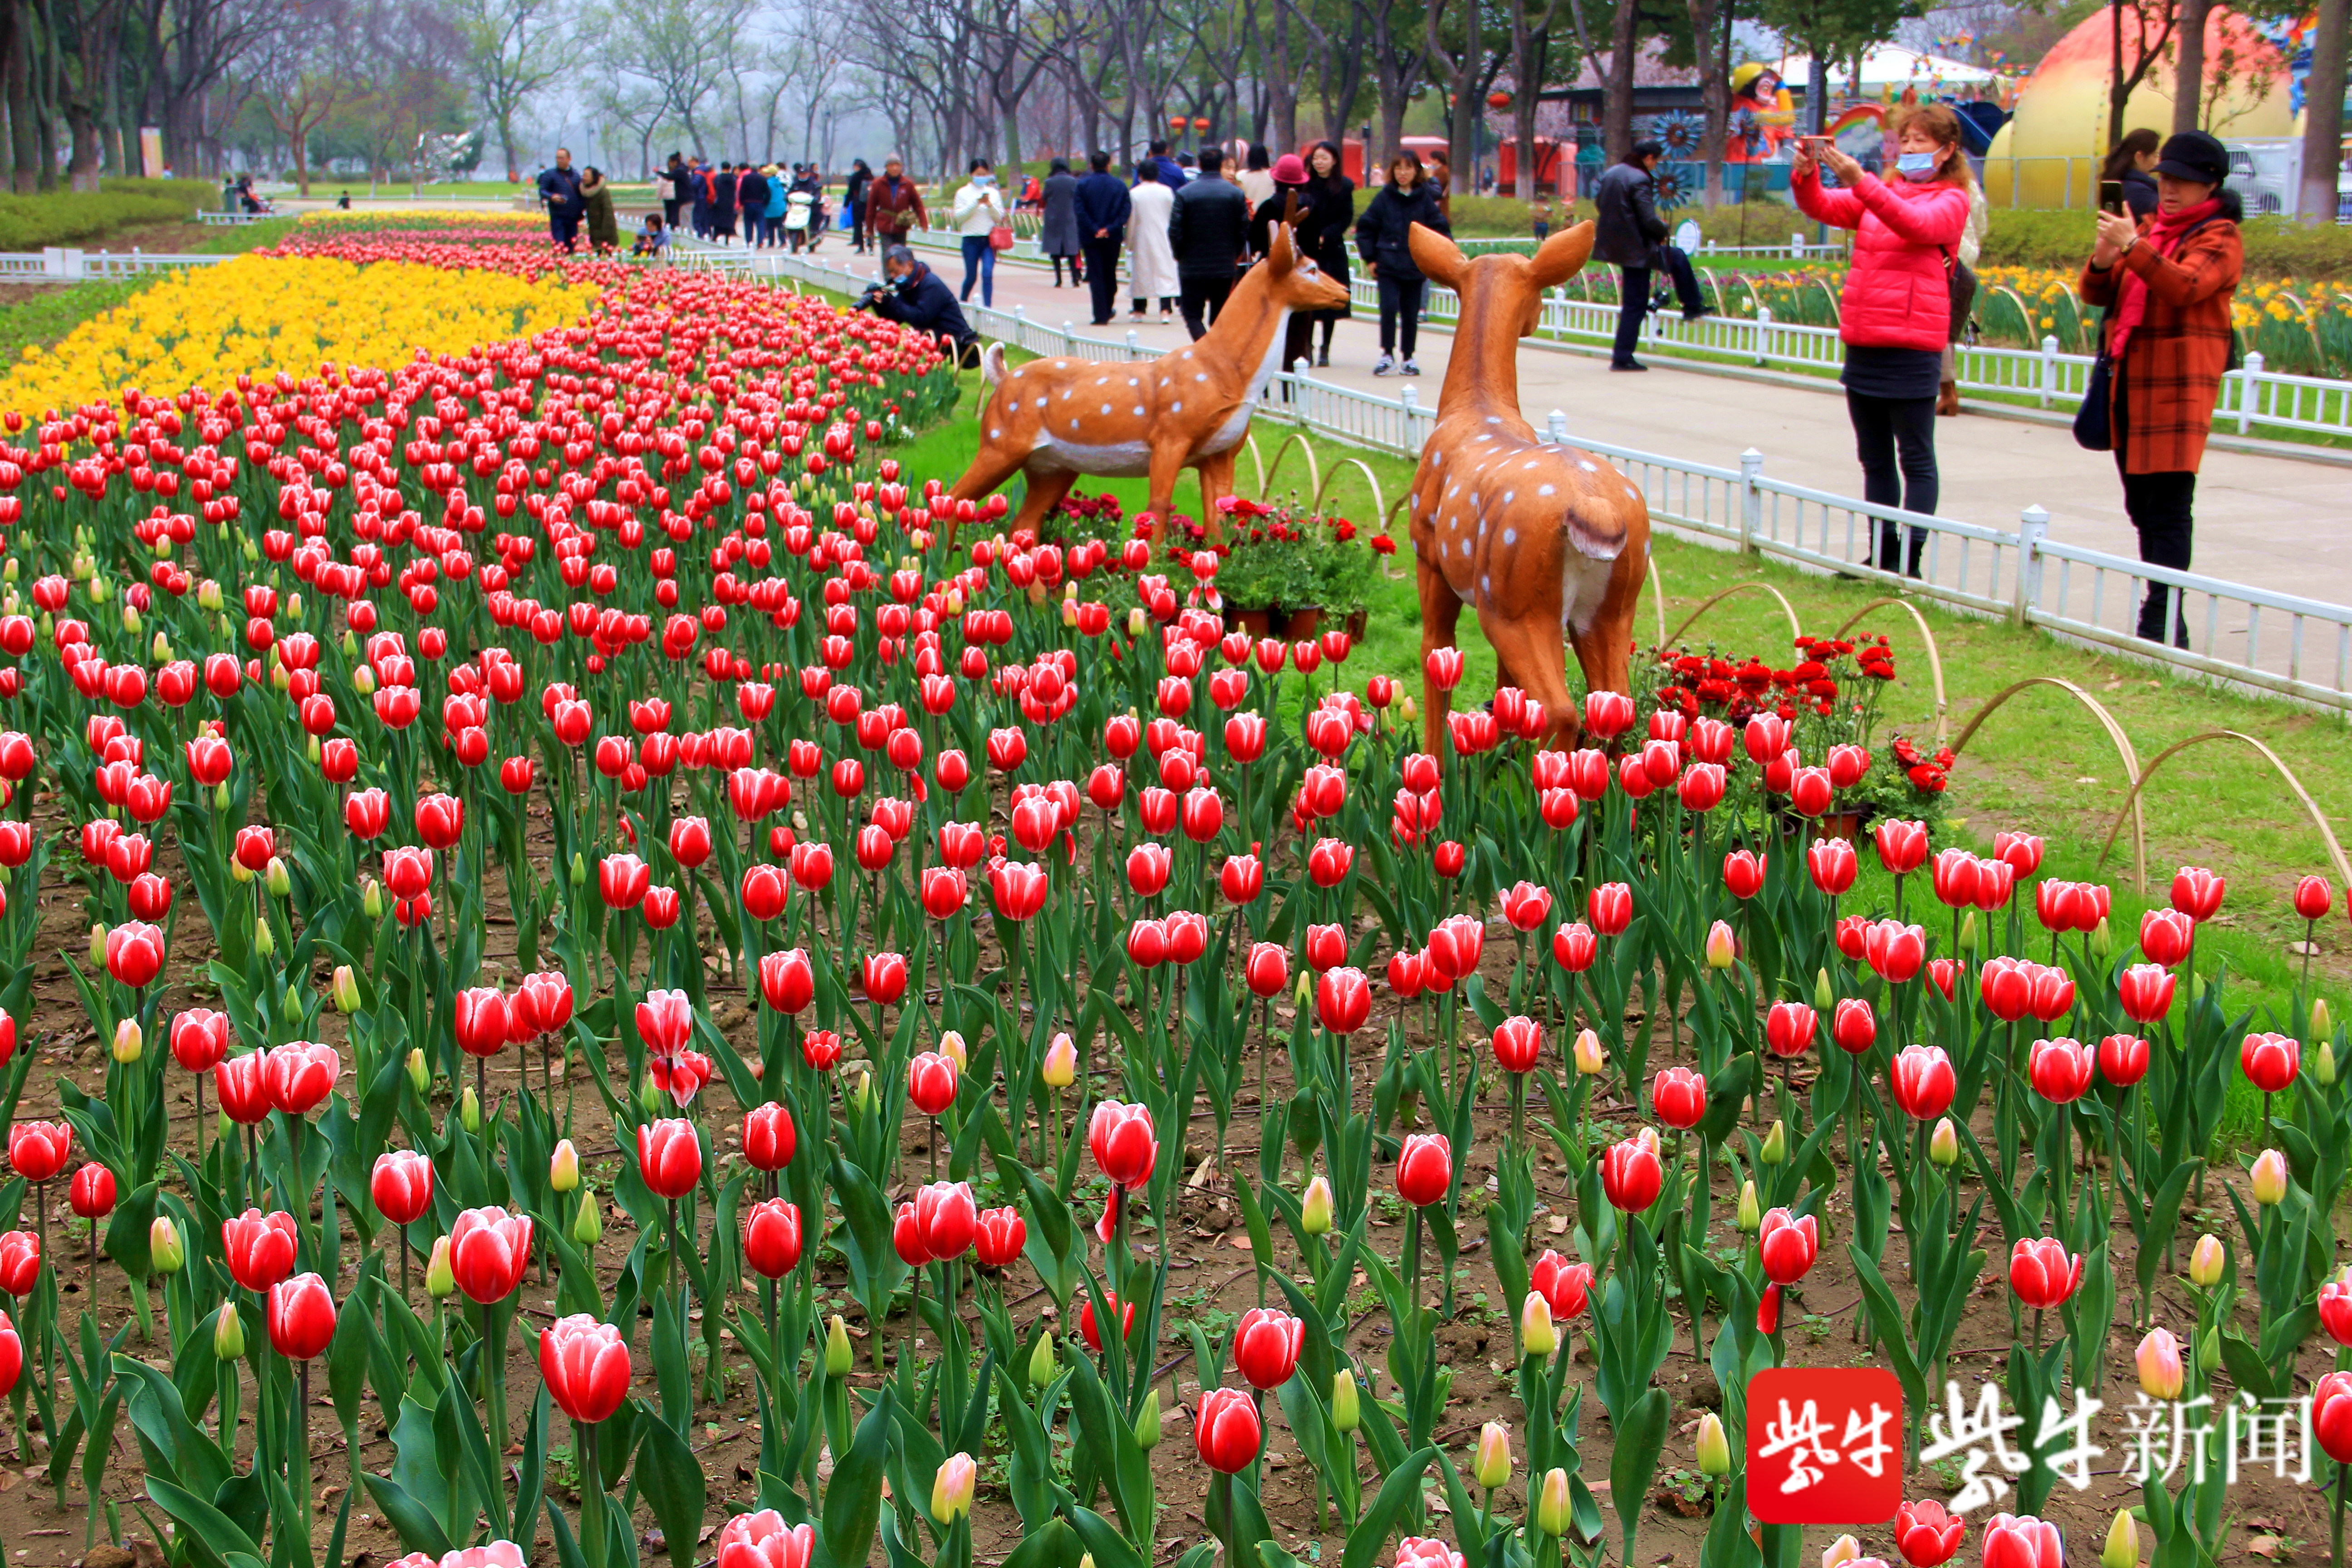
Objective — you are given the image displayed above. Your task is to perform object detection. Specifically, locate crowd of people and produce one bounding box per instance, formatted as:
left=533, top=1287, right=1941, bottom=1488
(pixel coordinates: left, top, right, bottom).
left=531, top=123, right=2247, bottom=650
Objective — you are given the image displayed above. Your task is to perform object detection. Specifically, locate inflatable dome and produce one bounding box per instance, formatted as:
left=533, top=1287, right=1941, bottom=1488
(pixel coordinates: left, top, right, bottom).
left=1984, top=5, right=2292, bottom=207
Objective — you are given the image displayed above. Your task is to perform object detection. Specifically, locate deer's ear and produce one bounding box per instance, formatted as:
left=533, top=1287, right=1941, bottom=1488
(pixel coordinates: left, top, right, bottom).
left=1407, top=222, right=1466, bottom=290
left=1268, top=223, right=1297, bottom=278
left=1528, top=221, right=1596, bottom=289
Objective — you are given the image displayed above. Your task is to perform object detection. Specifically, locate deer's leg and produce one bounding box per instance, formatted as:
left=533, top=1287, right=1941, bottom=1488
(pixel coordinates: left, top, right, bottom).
left=1570, top=544, right=1650, bottom=701
left=1481, top=603, right=1581, bottom=753
left=1145, top=443, right=1189, bottom=543
left=1416, top=544, right=1462, bottom=760
left=946, top=431, right=1031, bottom=553
left=1010, top=468, right=1077, bottom=535
left=1197, top=452, right=1238, bottom=545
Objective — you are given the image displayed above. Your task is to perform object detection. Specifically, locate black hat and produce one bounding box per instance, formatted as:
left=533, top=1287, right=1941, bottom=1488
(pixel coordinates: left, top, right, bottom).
left=2153, top=130, right=2228, bottom=186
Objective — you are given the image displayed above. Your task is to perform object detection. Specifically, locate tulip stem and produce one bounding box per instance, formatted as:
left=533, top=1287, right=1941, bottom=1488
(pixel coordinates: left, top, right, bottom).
left=579, top=1418, right=607, bottom=1568
left=296, top=1357, right=312, bottom=1524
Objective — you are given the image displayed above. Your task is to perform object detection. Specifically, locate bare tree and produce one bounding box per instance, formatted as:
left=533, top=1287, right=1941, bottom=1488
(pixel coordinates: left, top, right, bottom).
left=247, top=0, right=354, bottom=195
left=2298, top=0, right=2347, bottom=223
left=451, top=0, right=565, bottom=180
left=1361, top=0, right=1429, bottom=175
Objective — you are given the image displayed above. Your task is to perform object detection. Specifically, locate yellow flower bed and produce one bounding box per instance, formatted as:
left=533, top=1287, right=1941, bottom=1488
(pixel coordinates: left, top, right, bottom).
left=0, top=253, right=594, bottom=416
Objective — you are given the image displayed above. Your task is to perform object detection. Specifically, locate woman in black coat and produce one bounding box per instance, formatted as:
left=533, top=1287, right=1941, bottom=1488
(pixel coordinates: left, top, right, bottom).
left=1354, top=150, right=1449, bottom=376
left=845, top=159, right=874, bottom=251
left=1300, top=139, right=1355, bottom=365
left=1040, top=157, right=1084, bottom=286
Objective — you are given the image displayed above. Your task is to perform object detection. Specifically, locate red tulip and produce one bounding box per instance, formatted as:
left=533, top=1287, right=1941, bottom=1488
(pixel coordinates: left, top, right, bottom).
left=1316, top=966, right=1372, bottom=1035
left=69, top=1161, right=115, bottom=1219
left=266, top=1272, right=338, bottom=1359
left=718, top=1512, right=814, bottom=1568
left=742, top=1103, right=796, bottom=1171
left=7, top=1121, right=69, bottom=1184
left=1552, top=922, right=1597, bottom=972
left=2098, top=1033, right=2149, bottom=1088
left=1789, top=766, right=1833, bottom=817
left=2241, top=1032, right=2301, bottom=1093
left=598, top=852, right=650, bottom=910
left=1874, top=819, right=1930, bottom=876
left=1306, top=922, right=1347, bottom=972
left=2026, top=962, right=2075, bottom=1023
left=862, top=951, right=909, bottom=1005
left=1396, top=1133, right=1452, bottom=1206
left=759, top=949, right=814, bottom=1014
left=514, top=971, right=574, bottom=1036
left=1588, top=882, right=1632, bottom=936
left=1863, top=920, right=1925, bottom=983
left=1079, top=1289, right=1136, bottom=1351
left=1758, top=1207, right=1818, bottom=1284
left=2323, top=1279, right=2352, bottom=1347
left=1652, top=1066, right=1705, bottom=1128
left=1931, top=847, right=1979, bottom=908
left=1723, top=849, right=1766, bottom=900
left=915, top=1181, right=977, bottom=1259
left=1500, top=881, right=1552, bottom=931
left=2007, top=1238, right=2080, bottom=1309
left=371, top=1149, right=434, bottom=1225
left=2171, top=865, right=2225, bottom=921
left=1980, top=1516, right=2064, bottom=1568
left=1833, top=996, right=1876, bottom=1054
left=2316, top=1373, right=2352, bottom=1464
left=743, top=1199, right=804, bottom=1279
left=1807, top=836, right=1857, bottom=895
left=215, top=1052, right=272, bottom=1124
left=455, top=987, right=511, bottom=1058
left=2117, top=963, right=2176, bottom=1023
left=1126, top=917, right=1169, bottom=969
left=637, top=988, right=694, bottom=1055
left=908, top=1052, right=959, bottom=1117
left=1889, top=1044, right=1956, bottom=1121
left=2294, top=875, right=2333, bottom=921
left=383, top=844, right=433, bottom=899
left=1245, top=942, right=1289, bottom=998
left=540, top=1312, right=633, bottom=1424
left=2028, top=1038, right=2094, bottom=1104
left=1529, top=1250, right=1593, bottom=1317
left=990, top=860, right=1048, bottom=919
left=1088, top=1102, right=1157, bottom=1187
left=1195, top=1386, right=1263, bottom=1473
left=1220, top=853, right=1264, bottom=904
left=221, top=1208, right=298, bottom=1291
left=0, top=1231, right=35, bottom=1295
left=1978, top=956, right=2030, bottom=1021
left=1764, top=1000, right=1816, bottom=1058
left=1599, top=1132, right=1663, bottom=1212
left=975, top=1205, right=1026, bottom=1268
left=1895, top=1503, right=1966, bottom=1568
left=1491, top=1016, right=1543, bottom=1073
left=104, top=920, right=165, bottom=987
left=265, top=1039, right=339, bottom=1114
left=1231, top=1306, right=1305, bottom=1390
left=450, top=1206, right=534, bottom=1303
left=637, top=1118, right=703, bottom=1199
left=169, top=1008, right=231, bottom=1073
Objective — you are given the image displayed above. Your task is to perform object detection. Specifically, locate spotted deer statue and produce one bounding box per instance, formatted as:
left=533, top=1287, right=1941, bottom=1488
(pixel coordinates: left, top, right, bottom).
left=946, top=222, right=1349, bottom=542
left=1405, top=220, right=1651, bottom=755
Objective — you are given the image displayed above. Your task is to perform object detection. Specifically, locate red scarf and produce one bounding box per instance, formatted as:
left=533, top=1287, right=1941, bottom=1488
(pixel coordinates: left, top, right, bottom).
left=2108, top=196, right=2220, bottom=358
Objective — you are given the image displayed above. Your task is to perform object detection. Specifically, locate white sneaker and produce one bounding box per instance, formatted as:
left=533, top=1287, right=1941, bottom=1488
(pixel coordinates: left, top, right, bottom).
left=1401, top=359, right=1421, bottom=376
left=1372, top=354, right=1393, bottom=376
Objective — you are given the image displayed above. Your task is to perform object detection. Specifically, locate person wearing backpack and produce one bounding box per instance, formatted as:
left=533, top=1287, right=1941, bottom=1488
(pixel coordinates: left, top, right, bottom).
left=2078, top=128, right=2244, bottom=648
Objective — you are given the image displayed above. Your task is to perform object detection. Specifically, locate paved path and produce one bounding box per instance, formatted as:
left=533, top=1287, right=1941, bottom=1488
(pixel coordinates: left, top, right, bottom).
left=934, top=242, right=2351, bottom=615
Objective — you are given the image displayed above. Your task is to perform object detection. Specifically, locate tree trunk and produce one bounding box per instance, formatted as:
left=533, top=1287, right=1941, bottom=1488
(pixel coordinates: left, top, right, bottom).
left=2299, top=0, right=2348, bottom=221
left=2107, top=0, right=2126, bottom=150
left=1000, top=102, right=1022, bottom=177
left=1806, top=54, right=1828, bottom=135
left=2171, top=0, right=2209, bottom=132
left=1686, top=0, right=1726, bottom=205
left=1603, top=0, right=1638, bottom=162
left=65, top=107, right=99, bottom=190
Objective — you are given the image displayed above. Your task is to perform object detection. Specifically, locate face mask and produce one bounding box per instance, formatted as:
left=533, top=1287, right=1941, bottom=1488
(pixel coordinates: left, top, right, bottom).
left=1897, top=152, right=1940, bottom=181
left=974, top=173, right=995, bottom=187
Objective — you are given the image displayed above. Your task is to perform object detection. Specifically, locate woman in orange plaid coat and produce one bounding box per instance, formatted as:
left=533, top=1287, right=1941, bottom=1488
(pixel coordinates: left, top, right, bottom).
left=2080, top=128, right=2243, bottom=648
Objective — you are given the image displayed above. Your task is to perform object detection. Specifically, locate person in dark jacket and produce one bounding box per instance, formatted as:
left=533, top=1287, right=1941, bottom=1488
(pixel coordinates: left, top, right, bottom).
left=1134, top=138, right=1188, bottom=190
left=867, top=245, right=979, bottom=364
left=1167, top=146, right=1252, bottom=339
left=2101, top=128, right=2161, bottom=219
left=1299, top=140, right=1354, bottom=366
left=1041, top=158, right=1084, bottom=286
left=736, top=163, right=770, bottom=245
left=537, top=148, right=585, bottom=250
left=1355, top=150, right=1449, bottom=375
left=845, top=159, right=874, bottom=250
left=867, top=157, right=928, bottom=245
left=660, top=152, right=687, bottom=230
left=1250, top=153, right=1320, bottom=374
left=1074, top=150, right=1132, bottom=326
left=689, top=156, right=711, bottom=238
left=1593, top=140, right=1705, bottom=371
left=580, top=166, right=619, bottom=253
left=711, top=162, right=740, bottom=242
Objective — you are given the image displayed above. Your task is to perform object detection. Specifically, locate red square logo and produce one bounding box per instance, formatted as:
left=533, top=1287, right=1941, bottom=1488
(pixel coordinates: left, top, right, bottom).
left=1744, top=1368, right=1905, bottom=1524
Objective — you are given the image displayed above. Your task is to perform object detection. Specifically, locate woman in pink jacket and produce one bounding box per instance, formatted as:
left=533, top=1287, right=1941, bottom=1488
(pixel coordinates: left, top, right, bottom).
left=1793, top=104, right=1974, bottom=578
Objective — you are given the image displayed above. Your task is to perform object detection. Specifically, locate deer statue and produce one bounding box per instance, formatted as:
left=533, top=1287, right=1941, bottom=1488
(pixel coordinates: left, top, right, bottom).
left=946, top=222, right=1349, bottom=543
left=1404, top=220, right=1651, bottom=756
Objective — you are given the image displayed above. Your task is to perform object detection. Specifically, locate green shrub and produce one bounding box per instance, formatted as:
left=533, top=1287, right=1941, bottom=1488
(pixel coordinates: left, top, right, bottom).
left=0, top=182, right=210, bottom=251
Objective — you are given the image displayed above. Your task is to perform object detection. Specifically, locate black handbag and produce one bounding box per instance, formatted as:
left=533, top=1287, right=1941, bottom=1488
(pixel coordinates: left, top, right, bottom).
left=2073, top=354, right=2114, bottom=452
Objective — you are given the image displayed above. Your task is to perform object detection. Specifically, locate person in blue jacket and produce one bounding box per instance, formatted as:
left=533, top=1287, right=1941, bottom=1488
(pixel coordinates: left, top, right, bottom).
left=1074, top=151, right=1132, bottom=326
left=536, top=148, right=585, bottom=250
left=864, top=245, right=979, bottom=366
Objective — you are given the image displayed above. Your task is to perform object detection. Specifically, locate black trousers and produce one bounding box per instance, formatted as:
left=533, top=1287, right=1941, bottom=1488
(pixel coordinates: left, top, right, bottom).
left=1179, top=272, right=1233, bottom=339
left=1612, top=252, right=1705, bottom=365
left=1052, top=252, right=1084, bottom=285
left=1377, top=274, right=1425, bottom=357
left=851, top=200, right=868, bottom=249
left=2112, top=365, right=2196, bottom=645
left=1082, top=238, right=1122, bottom=324
left=662, top=197, right=683, bottom=231
left=1846, top=390, right=1939, bottom=577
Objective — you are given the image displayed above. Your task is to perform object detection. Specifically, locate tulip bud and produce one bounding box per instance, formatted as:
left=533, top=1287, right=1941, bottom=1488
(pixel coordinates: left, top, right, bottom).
left=1127, top=608, right=1147, bottom=637
left=1813, top=968, right=1833, bottom=1013
left=214, top=782, right=232, bottom=812
left=363, top=877, right=384, bottom=919
left=460, top=1085, right=481, bottom=1133
left=1736, top=1180, right=1760, bottom=1233
left=122, top=603, right=141, bottom=635
left=2187, top=972, right=2205, bottom=1006
left=570, top=852, right=587, bottom=886
left=639, top=1078, right=662, bottom=1117
left=215, top=1301, right=245, bottom=1358
left=232, top=856, right=254, bottom=885
left=333, top=965, right=361, bottom=1014
left=283, top=983, right=304, bottom=1024
left=152, top=631, right=171, bottom=663
left=2250, top=1148, right=2288, bottom=1205
left=1473, top=1421, right=1512, bottom=1489
left=112, top=1017, right=143, bottom=1063
left=2196, top=1325, right=2219, bottom=1375
left=2135, top=1327, right=2184, bottom=1400
left=351, top=663, right=376, bottom=696
left=2320, top=1041, right=2338, bottom=1088
left=253, top=914, right=273, bottom=956
left=1929, top=1117, right=1960, bottom=1166
left=2314, top=998, right=2333, bottom=1041
left=1519, top=1291, right=1557, bottom=1358
left=1696, top=1411, right=1731, bottom=1475
left=2187, top=1233, right=2224, bottom=1288
left=1061, top=596, right=1078, bottom=628
left=89, top=923, right=106, bottom=967
left=265, top=856, right=290, bottom=899
left=426, top=1235, right=456, bottom=1297
left=551, top=1139, right=580, bottom=1193
left=1332, top=1368, right=1360, bottom=1432
left=1959, top=910, right=1978, bottom=953
left=1760, top=1119, right=1786, bottom=1165
left=406, top=1047, right=429, bottom=1094
left=1301, top=1175, right=1334, bottom=1235
left=1823, top=1537, right=1861, bottom=1568
left=2100, top=1509, right=2140, bottom=1568
left=826, top=1313, right=854, bottom=1375
left=573, top=1186, right=603, bottom=1245
left=2091, top=916, right=2112, bottom=959
left=1132, top=1388, right=1161, bottom=1450
left=150, top=1216, right=184, bottom=1274
left=339, top=629, right=356, bottom=657
left=1043, top=1033, right=1076, bottom=1088
left=1573, top=1028, right=1605, bottom=1076
left=1536, top=1468, right=1572, bottom=1537
left=270, top=662, right=290, bottom=694
left=1704, top=921, right=1736, bottom=969
left=1029, top=1331, right=1058, bottom=1387
left=939, top=1029, right=967, bottom=1070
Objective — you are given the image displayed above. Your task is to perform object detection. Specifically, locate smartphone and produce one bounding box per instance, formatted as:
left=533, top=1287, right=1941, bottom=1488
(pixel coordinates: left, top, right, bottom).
left=1799, top=135, right=1832, bottom=152
left=2099, top=179, right=2125, bottom=215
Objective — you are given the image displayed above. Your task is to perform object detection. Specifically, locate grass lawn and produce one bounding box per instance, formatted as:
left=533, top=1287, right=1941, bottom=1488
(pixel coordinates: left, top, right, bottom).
left=889, top=396, right=2350, bottom=1146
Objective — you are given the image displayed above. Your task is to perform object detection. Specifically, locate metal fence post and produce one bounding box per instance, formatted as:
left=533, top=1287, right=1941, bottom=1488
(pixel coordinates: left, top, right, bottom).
left=1126, top=329, right=1141, bottom=358
left=1546, top=409, right=1569, bottom=445
left=1739, top=449, right=1763, bottom=554
left=1062, top=322, right=1077, bottom=353
left=2012, top=505, right=2050, bottom=628
left=1754, top=308, right=1772, bottom=368
left=2239, top=350, right=2264, bottom=435
left=2038, top=336, right=2058, bottom=409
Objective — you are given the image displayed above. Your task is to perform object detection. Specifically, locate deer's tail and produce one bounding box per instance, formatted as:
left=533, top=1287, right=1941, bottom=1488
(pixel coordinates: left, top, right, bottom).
left=980, top=342, right=1008, bottom=388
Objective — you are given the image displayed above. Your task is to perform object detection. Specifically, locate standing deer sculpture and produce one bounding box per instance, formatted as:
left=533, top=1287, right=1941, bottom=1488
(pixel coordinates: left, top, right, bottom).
left=946, top=222, right=1349, bottom=543
left=1405, top=220, right=1651, bottom=755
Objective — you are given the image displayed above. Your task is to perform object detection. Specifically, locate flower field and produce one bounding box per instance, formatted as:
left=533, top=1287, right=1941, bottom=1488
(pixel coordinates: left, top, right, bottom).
left=0, top=215, right=2340, bottom=1568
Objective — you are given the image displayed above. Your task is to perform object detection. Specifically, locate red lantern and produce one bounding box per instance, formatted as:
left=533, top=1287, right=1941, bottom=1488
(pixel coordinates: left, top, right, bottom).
left=1168, top=114, right=1187, bottom=130
left=1192, top=117, right=1211, bottom=131
left=1488, top=90, right=1513, bottom=109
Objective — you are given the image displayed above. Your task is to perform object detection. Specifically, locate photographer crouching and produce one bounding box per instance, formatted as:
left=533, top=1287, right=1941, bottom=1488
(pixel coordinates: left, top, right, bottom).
left=857, top=245, right=981, bottom=368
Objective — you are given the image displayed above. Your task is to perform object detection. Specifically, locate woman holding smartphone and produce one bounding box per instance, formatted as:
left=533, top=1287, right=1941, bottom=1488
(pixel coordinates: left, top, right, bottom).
left=1792, top=106, right=1973, bottom=579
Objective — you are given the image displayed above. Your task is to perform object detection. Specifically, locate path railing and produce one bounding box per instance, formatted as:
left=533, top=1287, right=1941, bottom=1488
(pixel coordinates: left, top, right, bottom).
left=0, top=248, right=230, bottom=279
left=716, top=239, right=2352, bottom=713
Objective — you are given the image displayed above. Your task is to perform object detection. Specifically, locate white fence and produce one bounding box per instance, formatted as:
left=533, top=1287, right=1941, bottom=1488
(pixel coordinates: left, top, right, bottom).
left=0, top=248, right=229, bottom=279
left=628, top=240, right=2352, bottom=713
